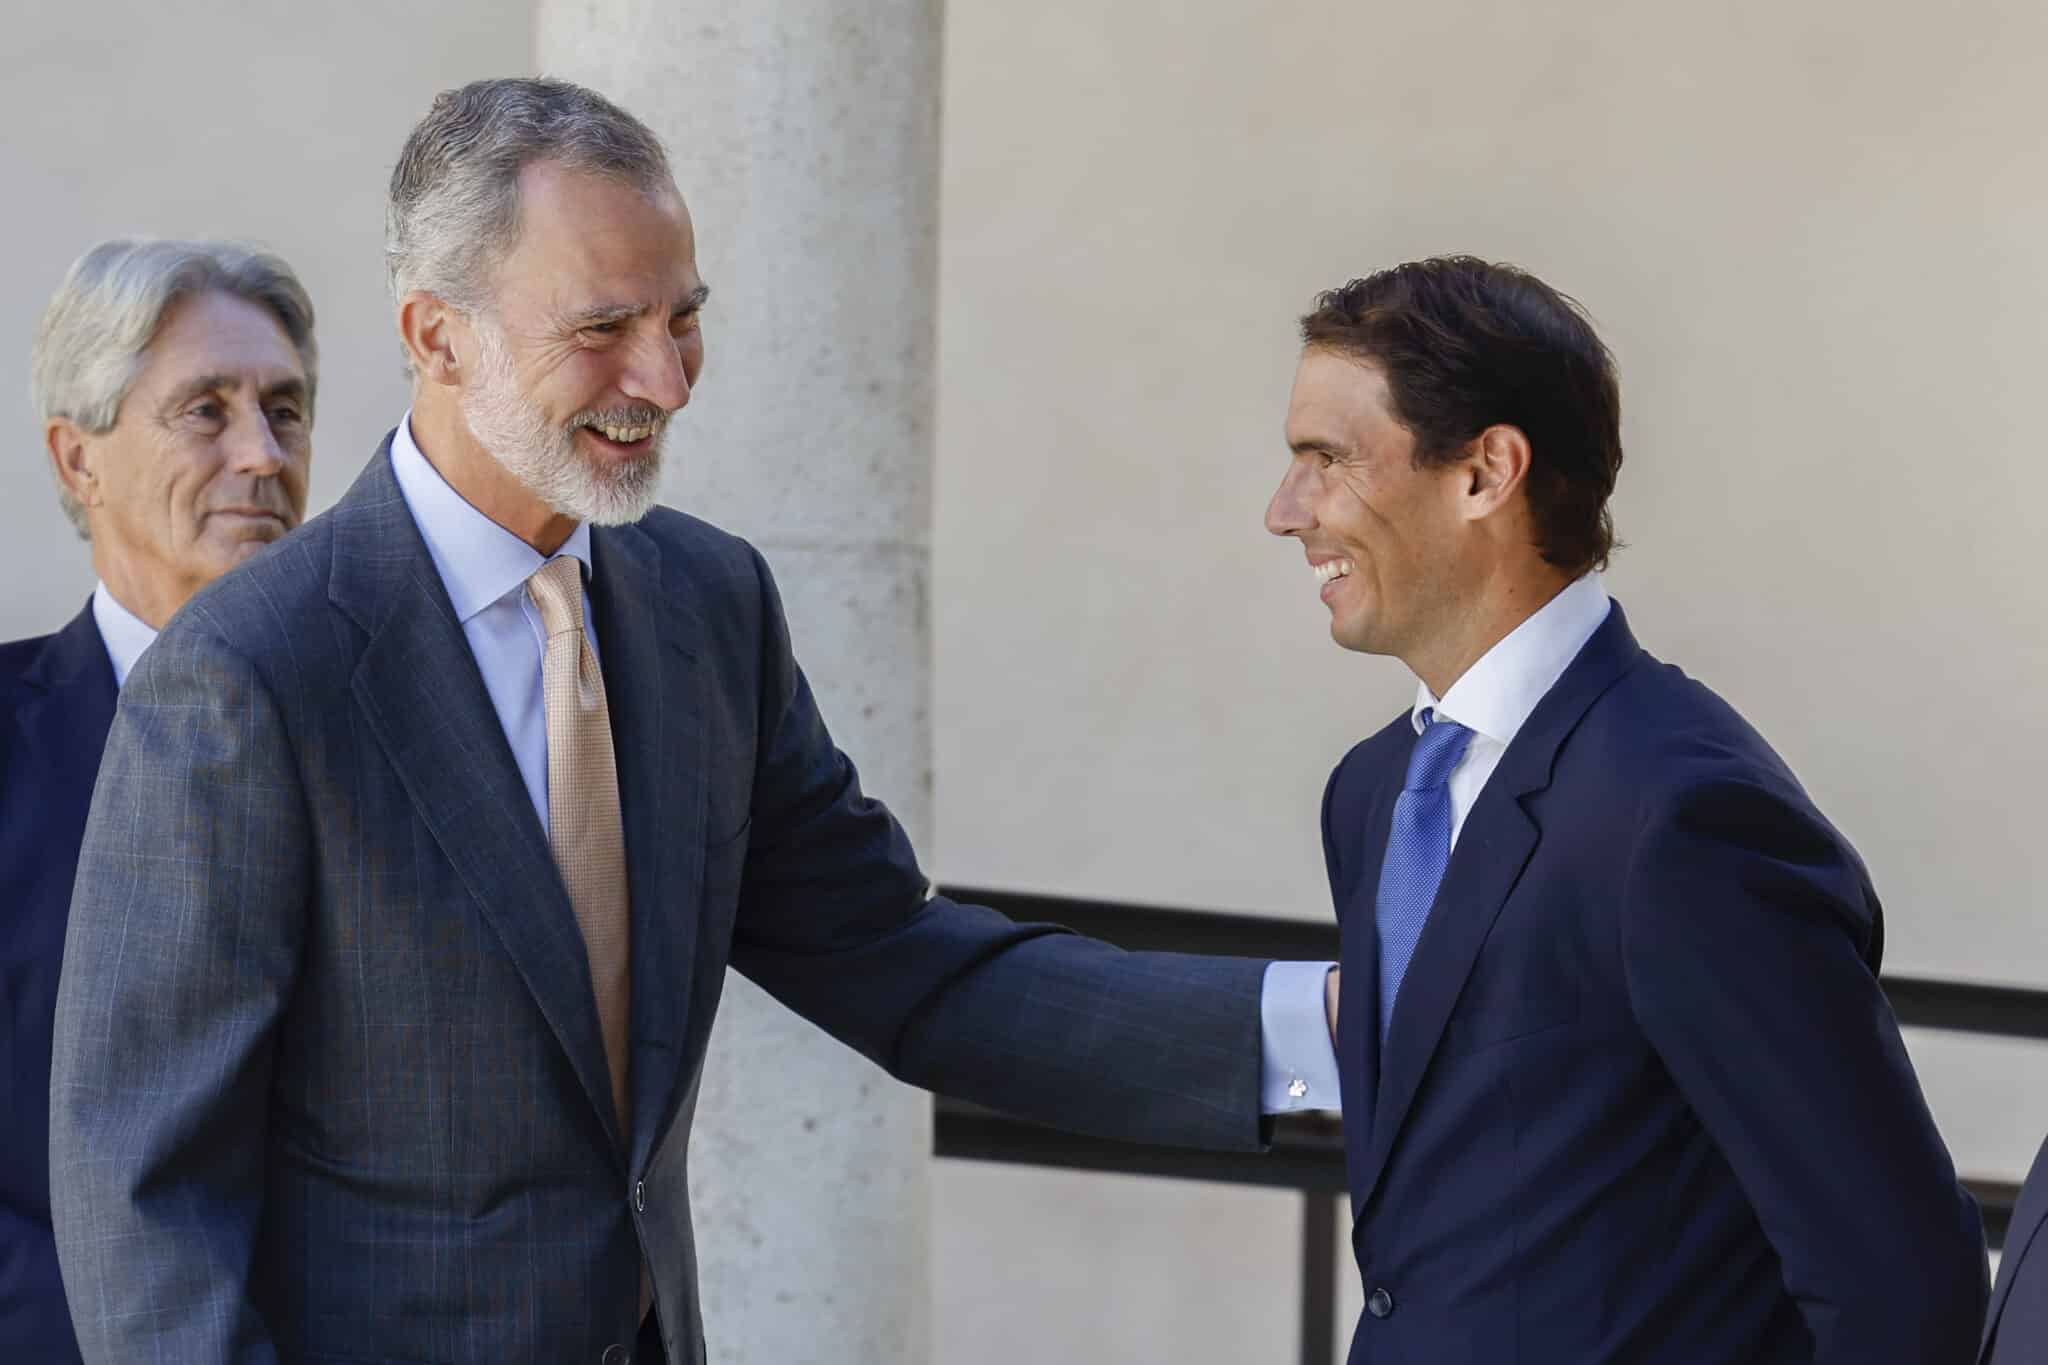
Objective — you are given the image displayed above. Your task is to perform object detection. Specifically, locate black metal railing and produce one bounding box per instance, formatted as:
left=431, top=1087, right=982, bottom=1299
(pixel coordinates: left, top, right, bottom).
left=930, top=885, right=2044, bottom=1365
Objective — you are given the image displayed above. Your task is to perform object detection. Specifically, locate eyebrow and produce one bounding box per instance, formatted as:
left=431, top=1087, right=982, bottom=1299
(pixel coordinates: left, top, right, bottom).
left=261, top=377, right=311, bottom=407
left=566, top=284, right=713, bottom=329
left=159, top=372, right=310, bottom=414
left=1289, top=437, right=1342, bottom=457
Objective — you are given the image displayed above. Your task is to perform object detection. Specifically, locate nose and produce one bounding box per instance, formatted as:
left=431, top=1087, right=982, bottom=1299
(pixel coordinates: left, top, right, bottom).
left=230, top=408, right=287, bottom=476
left=1266, top=459, right=1315, bottom=537
left=621, top=331, right=693, bottom=414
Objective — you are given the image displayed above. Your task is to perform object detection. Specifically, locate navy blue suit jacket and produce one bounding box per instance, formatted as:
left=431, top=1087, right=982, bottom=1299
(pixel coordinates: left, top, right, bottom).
left=1323, top=603, right=1985, bottom=1364
left=1982, top=1135, right=2048, bottom=1362
left=1, top=603, right=112, bottom=1364
left=50, top=442, right=1267, bottom=1365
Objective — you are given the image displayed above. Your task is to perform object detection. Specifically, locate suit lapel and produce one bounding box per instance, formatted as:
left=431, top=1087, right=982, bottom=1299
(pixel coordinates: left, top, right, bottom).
left=588, top=523, right=708, bottom=1173
left=10, top=603, right=119, bottom=845
left=1352, top=788, right=1539, bottom=1211
left=1352, top=602, right=1645, bottom=1214
left=334, top=440, right=627, bottom=1156
left=15, top=601, right=118, bottom=748
left=1984, top=1136, right=2048, bottom=1359
left=1336, top=757, right=1399, bottom=1220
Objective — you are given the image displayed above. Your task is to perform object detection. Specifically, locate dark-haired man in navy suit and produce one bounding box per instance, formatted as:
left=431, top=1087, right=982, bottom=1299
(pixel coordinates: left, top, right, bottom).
left=1266, top=255, right=1986, bottom=1364
left=1, top=238, right=315, bottom=1362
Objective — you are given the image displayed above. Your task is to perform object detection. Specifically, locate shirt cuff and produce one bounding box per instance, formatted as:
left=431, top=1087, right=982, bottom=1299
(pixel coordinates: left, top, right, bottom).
left=1259, top=959, right=1343, bottom=1114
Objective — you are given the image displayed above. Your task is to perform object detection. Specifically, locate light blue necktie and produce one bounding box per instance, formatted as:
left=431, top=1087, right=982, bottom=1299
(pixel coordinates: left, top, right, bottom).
left=1375, top=708, right=1475, bottom=1041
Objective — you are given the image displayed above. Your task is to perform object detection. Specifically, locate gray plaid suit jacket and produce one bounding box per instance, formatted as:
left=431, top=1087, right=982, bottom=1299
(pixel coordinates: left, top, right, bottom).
left=49, top=438, right=1267, bottom=1365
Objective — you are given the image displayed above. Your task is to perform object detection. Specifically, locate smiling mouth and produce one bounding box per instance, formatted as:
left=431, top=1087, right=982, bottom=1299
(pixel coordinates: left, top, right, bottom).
left=575, top=417, right=664, bottom=456
left=1312, top=558, right=1355, bottom=606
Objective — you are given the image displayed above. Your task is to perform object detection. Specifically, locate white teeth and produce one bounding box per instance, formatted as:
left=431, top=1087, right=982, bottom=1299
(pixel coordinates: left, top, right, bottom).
left=1314, top=560, right=1353, bottom=584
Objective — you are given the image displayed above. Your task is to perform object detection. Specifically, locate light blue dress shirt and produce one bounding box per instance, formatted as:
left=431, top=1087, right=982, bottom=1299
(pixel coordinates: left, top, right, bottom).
left=389, top=415, right=597, bottom=835
left=1408, top=572, right=1611, bottom=854
left=1260, top=959, right=1343, bottom=1113
left=390, top=412, right=1339, bottom=1115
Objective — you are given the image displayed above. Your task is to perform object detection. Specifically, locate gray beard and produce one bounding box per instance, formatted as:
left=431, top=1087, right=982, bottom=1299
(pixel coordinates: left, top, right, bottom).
left=461, top=321, right=666, bottom=527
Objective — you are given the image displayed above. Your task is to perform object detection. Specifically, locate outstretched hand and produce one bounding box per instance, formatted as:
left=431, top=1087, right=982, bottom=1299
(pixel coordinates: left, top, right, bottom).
left=1325, top=967, right=1340, bottom=1043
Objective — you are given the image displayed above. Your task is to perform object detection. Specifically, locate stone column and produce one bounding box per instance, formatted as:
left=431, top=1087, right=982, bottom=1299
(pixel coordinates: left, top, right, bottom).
left=534, top=3, right=940, bottom=1362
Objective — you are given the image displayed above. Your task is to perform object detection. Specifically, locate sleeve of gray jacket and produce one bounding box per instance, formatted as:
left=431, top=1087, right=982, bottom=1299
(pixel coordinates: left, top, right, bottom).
left=726, top=546, right=1268, bottom=1152
left=49, top=619, right=305, bottom=1365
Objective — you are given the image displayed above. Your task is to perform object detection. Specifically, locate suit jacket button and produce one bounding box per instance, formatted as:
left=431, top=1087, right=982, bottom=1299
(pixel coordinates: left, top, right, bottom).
left=601, top=1345, right=630, bottom=1365
left=634, top=1180, right=647, bottom=1213
left=1367, top=1287, right=1395, bottom=1319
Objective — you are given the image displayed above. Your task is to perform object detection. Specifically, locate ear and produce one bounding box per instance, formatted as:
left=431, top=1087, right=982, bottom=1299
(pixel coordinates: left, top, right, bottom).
left=1460, top=423, right=1532, bottom=521
left=398, top=290, right=469, bottom=388
left=46, top=417, right=100, bottom=511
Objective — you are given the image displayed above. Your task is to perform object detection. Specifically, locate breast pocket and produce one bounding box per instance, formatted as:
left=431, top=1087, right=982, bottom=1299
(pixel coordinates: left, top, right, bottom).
left=1438, top=966, right=1580, bottom=1056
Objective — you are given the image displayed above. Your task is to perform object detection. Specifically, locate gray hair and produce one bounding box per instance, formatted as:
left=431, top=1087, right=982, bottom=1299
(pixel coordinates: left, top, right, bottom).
left=30, top=238, right=319, bottom=536
left=385, top=77, right=673, bottom=317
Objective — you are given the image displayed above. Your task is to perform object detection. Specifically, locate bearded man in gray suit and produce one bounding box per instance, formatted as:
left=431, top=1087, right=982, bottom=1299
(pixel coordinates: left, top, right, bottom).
left=49, top=78, right=1343, bottom=1365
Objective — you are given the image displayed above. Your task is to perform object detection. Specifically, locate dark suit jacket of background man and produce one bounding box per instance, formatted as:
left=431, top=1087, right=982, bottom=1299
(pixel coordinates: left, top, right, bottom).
left=1, top=605, right=111, bottom=1364
left=1322, top=603, right=1987, bottom=1364
left=50, top=438, right=1269, bottom=1365
left=1982, top=1136, right=2048, bottom=1362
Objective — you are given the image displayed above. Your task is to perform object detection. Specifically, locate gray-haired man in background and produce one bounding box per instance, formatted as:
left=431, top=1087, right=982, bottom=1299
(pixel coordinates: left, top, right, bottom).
left=1, top=239, right=315, bottom=1362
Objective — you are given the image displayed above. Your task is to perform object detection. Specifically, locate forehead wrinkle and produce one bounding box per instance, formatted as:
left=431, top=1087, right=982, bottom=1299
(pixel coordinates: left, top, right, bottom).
left=161, top=371, right=235, bottom=405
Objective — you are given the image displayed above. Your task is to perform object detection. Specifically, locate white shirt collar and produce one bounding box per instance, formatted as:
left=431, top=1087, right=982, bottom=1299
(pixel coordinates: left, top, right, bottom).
left=1412, top=573, right=1612, bottom=743
left=388, top=411, right=593, bottom=621
left=91, top=582, right=159, bottom=689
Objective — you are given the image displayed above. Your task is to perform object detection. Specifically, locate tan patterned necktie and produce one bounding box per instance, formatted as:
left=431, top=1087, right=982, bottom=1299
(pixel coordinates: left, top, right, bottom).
left=527, top=556, right=632, bottom=1141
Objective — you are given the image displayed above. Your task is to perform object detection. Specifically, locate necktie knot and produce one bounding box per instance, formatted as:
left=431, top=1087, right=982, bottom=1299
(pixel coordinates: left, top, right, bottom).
left=526, top=556, right=585, bottom=638
left=1405, top=710, right=1474, bottom=793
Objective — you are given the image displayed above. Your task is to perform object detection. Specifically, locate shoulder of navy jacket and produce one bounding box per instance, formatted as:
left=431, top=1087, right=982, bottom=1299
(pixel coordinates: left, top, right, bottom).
left=1492, top=599, right=1646, bottom=804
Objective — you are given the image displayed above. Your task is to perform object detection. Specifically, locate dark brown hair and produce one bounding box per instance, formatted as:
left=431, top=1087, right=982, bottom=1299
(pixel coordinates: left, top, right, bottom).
left=1301, top=256, right=1623, bottom=574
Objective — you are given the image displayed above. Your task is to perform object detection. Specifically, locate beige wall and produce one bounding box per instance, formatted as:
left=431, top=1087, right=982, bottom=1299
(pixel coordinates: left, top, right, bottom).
left=933, top=0, right=2048, bottom=988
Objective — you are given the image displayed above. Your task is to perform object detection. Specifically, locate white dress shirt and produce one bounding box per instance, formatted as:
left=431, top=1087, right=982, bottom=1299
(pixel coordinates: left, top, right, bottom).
left=1414, top=572, right=1611, bottom=851
left=388, top=413, right=597, bottom=834
left=1263, top=573, right=1612, bottom=1116
left=91, top=582, right=158, bottom=689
